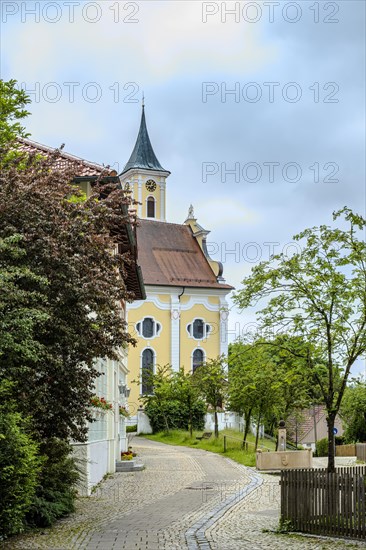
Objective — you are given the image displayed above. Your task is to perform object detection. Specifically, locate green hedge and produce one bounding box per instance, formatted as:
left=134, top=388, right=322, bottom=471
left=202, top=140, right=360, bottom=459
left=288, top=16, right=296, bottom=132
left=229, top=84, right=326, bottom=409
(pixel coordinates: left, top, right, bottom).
left=315, top=437, right=328, bottom=457
left=0, top=410, right=41, bottom=539
left=26, top=438, right=79, bottom=528
left=126, top=424, right=137, bottom=433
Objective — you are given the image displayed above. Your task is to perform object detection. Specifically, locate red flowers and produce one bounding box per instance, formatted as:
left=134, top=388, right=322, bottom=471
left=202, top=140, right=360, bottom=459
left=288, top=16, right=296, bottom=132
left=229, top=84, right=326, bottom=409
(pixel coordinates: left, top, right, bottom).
left=90, top=395, right=113, bottom=411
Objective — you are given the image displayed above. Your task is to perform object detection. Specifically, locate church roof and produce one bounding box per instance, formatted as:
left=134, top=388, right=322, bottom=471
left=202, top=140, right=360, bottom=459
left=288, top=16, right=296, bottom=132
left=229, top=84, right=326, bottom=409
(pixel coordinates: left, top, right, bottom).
left=121, top=106, right=169, bottom=175
left=136, top=219, right=233, bottom=290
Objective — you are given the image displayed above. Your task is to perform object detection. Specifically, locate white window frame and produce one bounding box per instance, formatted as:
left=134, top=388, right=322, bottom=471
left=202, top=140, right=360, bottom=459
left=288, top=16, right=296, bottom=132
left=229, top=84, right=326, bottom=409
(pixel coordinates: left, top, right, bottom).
left=140, top=347, right=155, bottom=396
left=135, top=316, right=162, bottom=340
left=146, top=195, right=156, bottom=219
left=186, top=317, right=211, bottom=341
left=191, top=347, right=205, bottom=373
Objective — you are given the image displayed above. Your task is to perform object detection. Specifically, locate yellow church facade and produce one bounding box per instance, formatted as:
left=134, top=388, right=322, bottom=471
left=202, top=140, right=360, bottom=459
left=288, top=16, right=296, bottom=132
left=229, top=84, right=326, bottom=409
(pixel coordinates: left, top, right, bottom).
left=120, top=106, right=233, bottom=413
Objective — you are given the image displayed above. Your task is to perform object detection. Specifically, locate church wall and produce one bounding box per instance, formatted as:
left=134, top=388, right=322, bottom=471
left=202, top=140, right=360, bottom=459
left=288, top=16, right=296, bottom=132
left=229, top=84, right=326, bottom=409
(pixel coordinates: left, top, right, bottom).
left=180, top=302, right=221, bottom=372
left=126, top=289, right=225, bottom=410
left=127, top=299, right=171, bottom=410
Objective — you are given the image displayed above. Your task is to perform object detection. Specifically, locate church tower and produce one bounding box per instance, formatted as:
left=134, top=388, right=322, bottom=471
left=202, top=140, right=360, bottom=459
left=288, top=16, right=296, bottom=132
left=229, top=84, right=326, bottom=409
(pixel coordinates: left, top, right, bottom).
left=120, top=105, right=170, bottom=221
left=123, top=106, right=233, bottom=418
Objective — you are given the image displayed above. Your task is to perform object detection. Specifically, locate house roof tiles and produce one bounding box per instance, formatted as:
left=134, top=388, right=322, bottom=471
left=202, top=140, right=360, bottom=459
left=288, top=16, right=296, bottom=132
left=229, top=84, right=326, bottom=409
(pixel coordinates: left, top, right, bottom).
left=17, top=137, right=113, bottom=177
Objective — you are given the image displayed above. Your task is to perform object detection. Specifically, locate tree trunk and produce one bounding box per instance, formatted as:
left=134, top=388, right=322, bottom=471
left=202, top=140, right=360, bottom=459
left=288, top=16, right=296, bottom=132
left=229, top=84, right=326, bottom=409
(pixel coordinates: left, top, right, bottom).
left=255, top=409, right=262, bottom=449
left=243, top=408, right=252, bottom=445
left=327, top=412, right=336, bottom=473
left=188, top=395, right=193, bottom=438
left=214, top=409, right=219, bottom=438
left=161, top=402, right=170, bottom=433
left=189, top=407, right=193, bottom=438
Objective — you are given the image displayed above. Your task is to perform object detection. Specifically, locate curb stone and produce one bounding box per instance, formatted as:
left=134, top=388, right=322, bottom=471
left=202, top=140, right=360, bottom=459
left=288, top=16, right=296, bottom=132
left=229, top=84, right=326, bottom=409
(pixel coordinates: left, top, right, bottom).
left=185, top=463, right=263, bottom=549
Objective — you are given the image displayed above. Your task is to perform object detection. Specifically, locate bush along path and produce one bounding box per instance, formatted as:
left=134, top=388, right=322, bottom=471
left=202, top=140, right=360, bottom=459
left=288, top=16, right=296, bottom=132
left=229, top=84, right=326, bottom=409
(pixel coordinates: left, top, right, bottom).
left=5, top=438, right=365, bottom=549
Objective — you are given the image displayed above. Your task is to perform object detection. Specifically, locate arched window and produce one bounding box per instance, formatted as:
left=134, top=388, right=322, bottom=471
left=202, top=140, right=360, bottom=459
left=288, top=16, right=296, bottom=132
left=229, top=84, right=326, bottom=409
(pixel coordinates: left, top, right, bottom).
left=147, top=196, right=155, bottom=218
left=141, top=349, right=154, bottom=395
left=192, top=349, right=204, bottom=373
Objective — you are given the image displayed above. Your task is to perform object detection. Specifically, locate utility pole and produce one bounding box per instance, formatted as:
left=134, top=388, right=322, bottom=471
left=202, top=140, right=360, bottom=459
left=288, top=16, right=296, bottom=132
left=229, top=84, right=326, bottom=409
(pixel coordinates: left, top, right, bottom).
left=313, top=404, right=318, bottom=451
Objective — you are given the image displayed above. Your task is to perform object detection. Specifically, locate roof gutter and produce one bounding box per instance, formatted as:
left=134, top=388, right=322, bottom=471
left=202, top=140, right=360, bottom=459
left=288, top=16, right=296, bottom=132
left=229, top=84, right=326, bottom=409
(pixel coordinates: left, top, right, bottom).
left=177, top=287, right=185, bottom=370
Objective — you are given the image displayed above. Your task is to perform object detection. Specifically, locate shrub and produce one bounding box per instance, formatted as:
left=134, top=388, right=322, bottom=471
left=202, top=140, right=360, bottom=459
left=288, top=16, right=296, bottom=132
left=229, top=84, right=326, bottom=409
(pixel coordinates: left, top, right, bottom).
left=144, top=398, right=205, bottom=433
left=126, top=424, right=137, bottom=433
left=315, top=437, right=328, bottom=457
left=0, top=408, right=41, bottom=539
left=26, top=438, right=79, bottom=528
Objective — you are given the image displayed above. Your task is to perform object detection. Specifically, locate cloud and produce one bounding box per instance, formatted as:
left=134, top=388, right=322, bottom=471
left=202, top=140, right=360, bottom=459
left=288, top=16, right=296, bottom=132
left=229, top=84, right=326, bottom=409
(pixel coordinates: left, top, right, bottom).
left=2, top=1, right=276, bottom=84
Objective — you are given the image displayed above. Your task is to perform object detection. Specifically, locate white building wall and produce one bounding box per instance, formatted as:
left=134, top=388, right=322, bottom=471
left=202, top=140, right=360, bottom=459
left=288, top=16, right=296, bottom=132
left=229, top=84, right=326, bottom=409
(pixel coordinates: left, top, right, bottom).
left=72, top=349, right=130, bottom=495
left=204, top=411, right=242, bottom=432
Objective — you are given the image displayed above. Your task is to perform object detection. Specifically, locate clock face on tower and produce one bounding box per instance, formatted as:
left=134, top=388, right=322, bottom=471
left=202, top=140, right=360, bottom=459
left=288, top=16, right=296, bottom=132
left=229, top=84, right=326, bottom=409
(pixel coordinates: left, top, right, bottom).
left=145, top=179, right=157, bottom=192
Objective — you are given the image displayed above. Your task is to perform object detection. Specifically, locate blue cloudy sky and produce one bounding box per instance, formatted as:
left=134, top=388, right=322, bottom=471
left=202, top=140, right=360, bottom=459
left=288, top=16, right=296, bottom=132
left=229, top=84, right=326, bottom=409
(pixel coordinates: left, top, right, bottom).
left=1, top=1, right=365, bottom=375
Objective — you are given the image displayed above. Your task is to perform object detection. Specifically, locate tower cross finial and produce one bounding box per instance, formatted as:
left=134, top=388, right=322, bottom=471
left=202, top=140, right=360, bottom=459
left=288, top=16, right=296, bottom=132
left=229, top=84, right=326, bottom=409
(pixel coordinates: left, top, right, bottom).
left=142, top=91, right=145, bottom=108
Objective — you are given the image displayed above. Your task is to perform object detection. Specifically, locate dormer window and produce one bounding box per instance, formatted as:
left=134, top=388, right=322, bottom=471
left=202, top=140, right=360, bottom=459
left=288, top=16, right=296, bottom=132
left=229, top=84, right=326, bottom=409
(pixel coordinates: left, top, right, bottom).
left=147, top=196, right=155, bottom=218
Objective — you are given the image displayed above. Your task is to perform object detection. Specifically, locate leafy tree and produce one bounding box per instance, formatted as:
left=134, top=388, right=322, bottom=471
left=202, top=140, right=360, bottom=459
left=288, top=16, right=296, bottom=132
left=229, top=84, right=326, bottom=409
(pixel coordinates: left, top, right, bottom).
left=234, top=208, right=366, bottom=472
left=140, top=365, right=205, bottom=433
left=0, top=146, right=137, bottom=443
left=0, top=79, right=31, bottom=168
left=172, top=368, right=204, bottom=437
left=229, top=336, right=315, bottom=449
left=228, top=342, right=280, bottom=448
left=193, top=355, right=227, bottom=438
left=0, top=234, right=49, bottom=371
left=340, top=379, right=366, bottom=443
left=0, top=79, right=30, bottom=146
left=228, top=343, right=260, bottom=445
left=0, top=82, right=140, bottom=531
left=141, top=365, right=175, bottom=432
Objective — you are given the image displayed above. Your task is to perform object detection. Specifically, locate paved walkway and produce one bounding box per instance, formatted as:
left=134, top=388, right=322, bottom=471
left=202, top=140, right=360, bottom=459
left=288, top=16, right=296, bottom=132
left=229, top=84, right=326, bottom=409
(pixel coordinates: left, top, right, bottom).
left=5, top=438, right=365, bottom=549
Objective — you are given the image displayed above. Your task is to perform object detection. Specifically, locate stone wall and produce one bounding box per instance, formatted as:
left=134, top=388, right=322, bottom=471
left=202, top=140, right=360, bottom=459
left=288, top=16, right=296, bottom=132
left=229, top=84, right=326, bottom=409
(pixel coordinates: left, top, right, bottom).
left=256, top=449, right=313, bottom=470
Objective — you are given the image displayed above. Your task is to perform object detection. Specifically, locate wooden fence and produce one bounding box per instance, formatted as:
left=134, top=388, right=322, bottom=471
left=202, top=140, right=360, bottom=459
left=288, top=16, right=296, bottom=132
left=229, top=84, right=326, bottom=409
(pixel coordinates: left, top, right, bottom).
left=336, top=443, right=366, bottom=459
left=222, top=434, right=271, bottom=453
left=281, top=466, right=366, bottom=540
left=336, top=444, right=356, bottom=457
left=357, top=443, right=366, bottom=462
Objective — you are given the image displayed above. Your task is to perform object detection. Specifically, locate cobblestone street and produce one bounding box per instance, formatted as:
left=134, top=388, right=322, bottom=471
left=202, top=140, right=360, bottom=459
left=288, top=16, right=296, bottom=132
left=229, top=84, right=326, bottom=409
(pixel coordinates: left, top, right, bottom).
left=5, top=438, right=365, bottom=550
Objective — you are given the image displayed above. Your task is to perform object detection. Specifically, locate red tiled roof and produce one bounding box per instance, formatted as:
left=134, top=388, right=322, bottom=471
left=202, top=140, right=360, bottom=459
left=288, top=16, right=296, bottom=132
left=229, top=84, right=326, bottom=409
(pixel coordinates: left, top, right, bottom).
left=136, top=219, right=233, bottom=290
left=287, top=405, right=326, bottom=441
left=17, top=137, right=113, bottom=177
left=15, top=138, right=145, bottom=300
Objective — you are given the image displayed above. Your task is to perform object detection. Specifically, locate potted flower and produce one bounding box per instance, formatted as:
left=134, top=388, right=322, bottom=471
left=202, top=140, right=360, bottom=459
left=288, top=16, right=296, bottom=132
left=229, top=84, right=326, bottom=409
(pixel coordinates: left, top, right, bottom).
left=90, top=395, right=113, bottom=412
left=119, top=405, right=130, bottom=418
left=120, top=446, right=137, bottom=460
